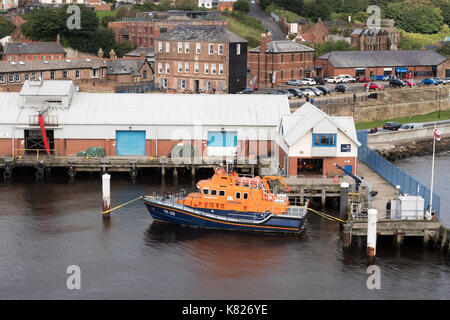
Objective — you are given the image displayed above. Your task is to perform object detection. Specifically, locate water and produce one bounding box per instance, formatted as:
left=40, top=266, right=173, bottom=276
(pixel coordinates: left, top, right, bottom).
left=0, top=168, right=449, bottom=300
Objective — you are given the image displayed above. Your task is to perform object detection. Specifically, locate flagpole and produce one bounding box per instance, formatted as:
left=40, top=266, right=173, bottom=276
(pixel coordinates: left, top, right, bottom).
left=429, top=124, right=436, bottom=216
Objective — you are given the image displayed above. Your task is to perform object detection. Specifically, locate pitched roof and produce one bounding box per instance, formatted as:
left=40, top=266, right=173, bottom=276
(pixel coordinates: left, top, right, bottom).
left=0, top=57, right=106, bottom=73
left=317, top=50, right=448, bottom=68
left=124, top=46, right=155, bottom=57
left=249, top=40, right=314, bottom=53
left=156, top=25, right=247, bottom=43
left=105, top=58, right=146, bottom=76
left=4, top=42, right=66, bottom=55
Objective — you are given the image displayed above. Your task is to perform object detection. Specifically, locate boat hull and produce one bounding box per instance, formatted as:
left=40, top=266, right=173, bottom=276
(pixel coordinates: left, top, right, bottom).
left=143, top=197, right=306, bottom=234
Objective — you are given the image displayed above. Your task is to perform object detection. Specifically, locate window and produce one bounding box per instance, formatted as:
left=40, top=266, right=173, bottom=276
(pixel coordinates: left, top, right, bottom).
left=34, top=56, right=37, bottom=60
left=161, top=78, right=168, bottom=88
left=204, top=81, right=212, bottom=90
left=196, top=43, right=201, bottom=54
left=218, top=44, right=223, bottom=55
left=15, top=74, right=20, bottom=82
left=184, top=62, right=189, bottom=73
left=91, top=69, right=99, bottom=78
left=158, top=63, right=163, bottom=74
left=179, top=79, right=186, bottom=89
left=50, top=55, right=53, bottom=59
left=194, top=62, right=199, bottom=73
left=313, top=134, right=337, bottom=147
left=178, top=42, right=182, bottom=53
left=243, top=193, right=248, bottom=200
left=158, top=41, right=163, bottom=52
left=291, top=69, right=294, bottom=78
left=300, top=53, right=303, bottom=61
left=75, top=69, right=80, bottom=79
left=236, top=192, right=241, bottom=199
left=0, top=75, right=4, bottom=83
left=178, top=62, right=182, bottom=72
left=160, top=27, right=168, bottom=33
left=9, top=74, right=14, bottom=82
left=280, top=70, right=283, bottom=79
left=292, top=53, right=294, bottom=61
left=165, top=42, right=170, bottom=53
left=236, top=44, right=241, bottom=55
left=185, top=42, right=189, bottom=53
left=211, top=189, right=217, bottom=196
left=203, top=188, right=209, bottom=195
left=50, top=71, right=55, bottom=79
left=165, top=63, right=170, bottom=74
left=219, top=64, right=223, bottom=75
left=25, top=73, right=29, bottom=80
left=211, top=64, right=216, bottom=74
left=32, top=72, right=36, bottom=80
left=281, top=54, right=284, bottom=63
left=143, top=70, right=147, bottom=79
left=204, top=63, right=209, bottom=74
left=209, top=44, right=214, bottom=55
left=219, top=190, right=225, bottom=196
left=63, top=70, right=68, bottom=78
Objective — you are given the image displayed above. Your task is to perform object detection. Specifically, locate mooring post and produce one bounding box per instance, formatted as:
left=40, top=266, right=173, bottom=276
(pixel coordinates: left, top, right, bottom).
left=367, top=209, right=377, bottom=257
left=191, top=166, right=195, bottom=179
left=102, top=173, right=111, bottom=219
left=423, top=229, right=430, bottom=248
left=340, top=182, right=349, bottom=220
left=321, top=187, right=326, bottom=207
left=441, top=228, right=448, bottom=253
left=173, top=167, right=178, bottom=179
left=342, top=222, right=352, bottom=248
left=161, top=166, right=165, bottom=178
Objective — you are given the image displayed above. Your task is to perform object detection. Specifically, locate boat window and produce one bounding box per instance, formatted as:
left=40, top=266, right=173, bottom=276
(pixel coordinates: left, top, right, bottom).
left=243, top=193, right=248, bottom=200
left=236, top=192, right=241, bottom=199
left=219, top=190, right=225, bottom=196
left=203, top=188, right=209, bottom=195
left=211, top=189, right=217, bottom=196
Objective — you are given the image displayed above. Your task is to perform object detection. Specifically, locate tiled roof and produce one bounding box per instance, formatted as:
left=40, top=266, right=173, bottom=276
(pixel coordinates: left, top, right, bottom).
left=105, top=58, right=146, bottom=76
left=317, top=50, right=448, bottom=68
left=156, top=25, right=247, bottom=43
left=249, top=40, right=314, bottom=53
left=125, top=46, right=155, bottom=57
left=4, top=42, right=66, bottom=55
left=0, top=58, right=106, bottom=73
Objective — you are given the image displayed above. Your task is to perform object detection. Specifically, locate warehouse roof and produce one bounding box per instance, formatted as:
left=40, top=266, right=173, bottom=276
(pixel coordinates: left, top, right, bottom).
left=4, top=42, right=66, bottom=55
left=20, top=80, right=75, bottom=96
left=156, top=25, right=247, bottom=43
left=317, top=50, right=447, bottom=68
left=0, top=57, right=106, bottom=73
left=249, top=40, right=314, bottom=53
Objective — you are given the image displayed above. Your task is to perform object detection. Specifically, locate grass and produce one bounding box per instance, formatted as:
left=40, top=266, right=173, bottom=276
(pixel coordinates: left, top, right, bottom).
left=266, top=5, right=303, bottom=23
left=95, top=10, right=117, bottom=20
left=223, top=12, right=265, bottom=49
left=0, top=16, right=16, bottom=39
left=355, top=110, right=450, bottom=130
left=399, top=24, right=450, bottom=49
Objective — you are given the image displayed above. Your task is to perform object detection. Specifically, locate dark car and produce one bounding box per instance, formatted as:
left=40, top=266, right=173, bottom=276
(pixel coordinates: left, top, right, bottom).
left=286, top=88, right=305, bottom=98
left=238, top=87, right=254, bottom=94
left=389, top=79, right=406, bottom=88
left=383, top=122, right=402, bottom=131
left=315, top=86, right=332, bottom=95
left=312, top=76, right=325, bottom=85
left=335, top=84, right=349, bottom=93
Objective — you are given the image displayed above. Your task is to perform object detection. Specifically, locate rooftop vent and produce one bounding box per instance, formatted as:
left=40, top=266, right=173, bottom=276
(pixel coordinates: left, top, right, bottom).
left=18, top=61, right=25, bottom=65
left=43, top=60, right=49, bottom=64
left=66, top=59, right=71, bottom=62
left=86, top=58, right=91, bottom=62
left=9, top=61, right=16, bottom=65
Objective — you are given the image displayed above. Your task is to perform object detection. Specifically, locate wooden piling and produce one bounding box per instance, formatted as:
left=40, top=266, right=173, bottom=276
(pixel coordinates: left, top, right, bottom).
left=102, top=173, right=111, bottom=218
left=424, top=229, right=430, bottom=248
left=367, top=209, right=377, bottom=257
left=321, top=188, right=326, bottom=207
left=343, top=222, right=352, bottom=248
left=340, top=182, right=349, bottom=220
left=441, top=228, right=448, bottom=253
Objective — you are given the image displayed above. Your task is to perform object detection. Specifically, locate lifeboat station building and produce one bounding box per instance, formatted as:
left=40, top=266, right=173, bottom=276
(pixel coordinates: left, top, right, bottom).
left=0, top=80, right=290, bottom=161
left=277, top=103, right=361, bottom=177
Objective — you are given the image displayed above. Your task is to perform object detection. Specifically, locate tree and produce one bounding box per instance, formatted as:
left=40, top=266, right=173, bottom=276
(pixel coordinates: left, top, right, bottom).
left=259, top=0, right=272, bottom=10
left=21, top=8, right=61, bottom=41
left=436, top=42, right=450, bottom=57
left=159, top=0, right=173, bottom=11
left=175, top=0, right=197, bottom=11
left=385, top=3, right=443, bottom=34
left=116, top=6, right=129, bottom=19
left=233, top=0, right=250, bottom=13
left=101, top=15, right=119, bottom=28
left=314, top=40, right=356, bottom=58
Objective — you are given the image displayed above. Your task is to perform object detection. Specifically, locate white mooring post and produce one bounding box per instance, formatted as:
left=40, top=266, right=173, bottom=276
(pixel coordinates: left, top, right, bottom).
left=102, top=173, right=111, bottom=218
left=367, top=209, right=378, bottom=257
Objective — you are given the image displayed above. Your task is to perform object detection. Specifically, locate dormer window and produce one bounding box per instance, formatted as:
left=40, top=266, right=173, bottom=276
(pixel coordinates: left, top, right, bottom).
left=313, top=134, right=336, bottom=147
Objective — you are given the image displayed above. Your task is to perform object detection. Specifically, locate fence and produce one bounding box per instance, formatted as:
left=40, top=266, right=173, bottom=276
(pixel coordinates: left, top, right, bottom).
left=357, top=130, right=440, bottom=218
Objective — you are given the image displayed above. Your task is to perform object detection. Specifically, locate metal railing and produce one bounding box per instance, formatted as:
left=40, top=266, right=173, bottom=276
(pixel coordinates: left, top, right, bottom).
left=357, top=130, right=440, bottom=218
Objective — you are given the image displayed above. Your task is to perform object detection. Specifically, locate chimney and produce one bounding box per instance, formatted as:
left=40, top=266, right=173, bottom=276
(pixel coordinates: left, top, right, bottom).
left=260, top=32, right=272, bottom=55
left=56, top=33, right=60, bottom=44
left=109, top=48, right=116, bottom=59
left=98, top=48, right=104, bottom=59
left=139, top=50, right=146, bottom=59
left=294, top=34, right=303, bottom=45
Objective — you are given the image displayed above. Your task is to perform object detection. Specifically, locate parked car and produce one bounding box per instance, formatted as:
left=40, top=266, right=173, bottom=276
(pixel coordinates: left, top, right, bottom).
left=286, top=88, right=305, bottom=98
left=339, top=74, right=357, bottom=83
left=315, top=86, right=332, bottom=95
left=335, top=84, right=349, bottom=93
left=399, top=123, right=424, bottom=130
left=432, top=77, right=445, bottom=85
left=298, top=88, right=316, bottom=97
left=356, top=75, right=371, bottom=83
left=238, top=87, right=254, bottom=94
left=312, top=76, right=325, bottom=85
left=277, top=90, right=294, bottom=99
left=389, top=79, right=406, bottom=88
left=422, top=78, right=438, bottom=85
left=365, top=82, right=383, bottom=90
left=326, top=76, right=343, bottom=83
left=285, top=79, right=301, bottom=86
left=304, top=87, right=323, bottom=96
left=301, top=78, right=316, bottom=85
left=404, top=80, right=416, bottom=87
left=383, top=122, right=402, bottom=131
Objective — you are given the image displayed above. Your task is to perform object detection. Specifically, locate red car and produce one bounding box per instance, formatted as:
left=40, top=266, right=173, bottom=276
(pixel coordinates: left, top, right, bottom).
left=404, top=80, right=416, bottom=87
left=365, top=82, right=383, bottom=90
left=357, top=76, right=371, bottom=82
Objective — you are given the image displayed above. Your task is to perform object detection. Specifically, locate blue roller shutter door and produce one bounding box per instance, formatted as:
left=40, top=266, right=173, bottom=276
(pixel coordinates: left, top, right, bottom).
left=116, top=130, right=146, bottom=155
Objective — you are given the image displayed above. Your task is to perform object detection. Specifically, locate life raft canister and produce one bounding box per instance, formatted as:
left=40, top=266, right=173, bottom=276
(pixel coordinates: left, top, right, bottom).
left=333, top=175, right=341, bottom=183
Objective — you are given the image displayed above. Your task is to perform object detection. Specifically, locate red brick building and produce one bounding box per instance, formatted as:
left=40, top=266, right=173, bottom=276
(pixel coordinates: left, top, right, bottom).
left=315, top=50, right=450, bottom=79
left=108, top=11, right=227, bottom=48
left=155, top=25, right=247, bottom=94
left=248, top=32, right=315, bottom=88
left=103, top=49, right=154, bottom=83
left=2, top=41, right=66, bottom=61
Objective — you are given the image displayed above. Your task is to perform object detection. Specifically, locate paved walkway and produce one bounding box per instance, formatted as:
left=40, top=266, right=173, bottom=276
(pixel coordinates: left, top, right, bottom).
left=248, top=3, right=287, bottom=40
left=357, top=161, right=399, bottom=219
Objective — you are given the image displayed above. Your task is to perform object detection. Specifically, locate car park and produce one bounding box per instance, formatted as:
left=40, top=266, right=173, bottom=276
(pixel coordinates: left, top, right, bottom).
left=339, top=74, right=357, bottom=83
left=298, top=88, right=316, bottom=97
left=315, top=86, right=332, bottom=95
left=285, top=79, right=301, bottom=86
left=301, top=78, right=316, bottom=85
left=335, top=84, right=349, bottom=93
left=365, top=82, right=383, bottom=90
left=305, top=87, right=323, bottom=96
left=278, top=90, right=294, bottom=99
left=312, top=76, right=325, bottom=85
left=399, top=123, right=424, bottom=130
left=286, top=88, right=305, bottom=98
left=326, top=76, right=342, bottom=83
left=422, top=78, right=438, bottom=85
left=389, top=79, right=406, bottom=88
left=356, top=76, right=371, bottom=83
left=383, top=122, right=402, bottom=131
left=238, top=87, right=254, bottom=94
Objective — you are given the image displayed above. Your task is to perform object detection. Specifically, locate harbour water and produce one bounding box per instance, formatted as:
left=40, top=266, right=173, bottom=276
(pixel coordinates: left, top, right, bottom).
left=0, top=164, right=449, bottom=300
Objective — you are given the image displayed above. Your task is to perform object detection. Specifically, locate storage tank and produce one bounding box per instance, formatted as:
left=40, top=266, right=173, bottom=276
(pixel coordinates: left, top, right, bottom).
left=391, top=195, right=424, bottom=220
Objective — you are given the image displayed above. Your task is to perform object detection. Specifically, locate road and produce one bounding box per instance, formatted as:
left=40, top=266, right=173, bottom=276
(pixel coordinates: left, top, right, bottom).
left=248, top=3, right=287, bottom=40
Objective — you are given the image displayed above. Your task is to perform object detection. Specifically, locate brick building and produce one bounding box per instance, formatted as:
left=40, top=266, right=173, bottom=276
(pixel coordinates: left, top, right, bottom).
left=108, top=11, right=227, bottom=48
left=0, top=57, right=107, bottom=92
left=104, top=49, right=154, bottom=83
left=248, top=32, right=314, bottom=88
left=2, top=42, right=66, bottom=61
left=315, top=50, right=450, bottom=79
left=155, top=25, right=247, bottom=94
left=351, top=28, right=389, bottom=51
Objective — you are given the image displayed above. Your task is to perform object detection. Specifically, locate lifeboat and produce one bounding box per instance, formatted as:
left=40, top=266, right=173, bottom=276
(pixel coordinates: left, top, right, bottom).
left=142, top=167, right=308, bottom=234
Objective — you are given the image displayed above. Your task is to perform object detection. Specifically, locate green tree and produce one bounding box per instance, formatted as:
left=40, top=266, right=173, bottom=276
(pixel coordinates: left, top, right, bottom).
left=259, top=0, right=272, bottom=10
left=0, top=16, right=16, bottom=39
left=21, top=8, right=61, bottom=41
left=159, top=0, right=173, bottom=11
left=101, top=15, right=119, bottom=28
left=314, top=39, right=356, bottom=58
left=175, top=0, right=197, bottom=11
left=385, top=3, right=443, bottom=34
left=116, top=6, right=129, bottom=19
left=233, top=0, right=250, bottom=13
left=436, top=42, right=450, bottom=57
